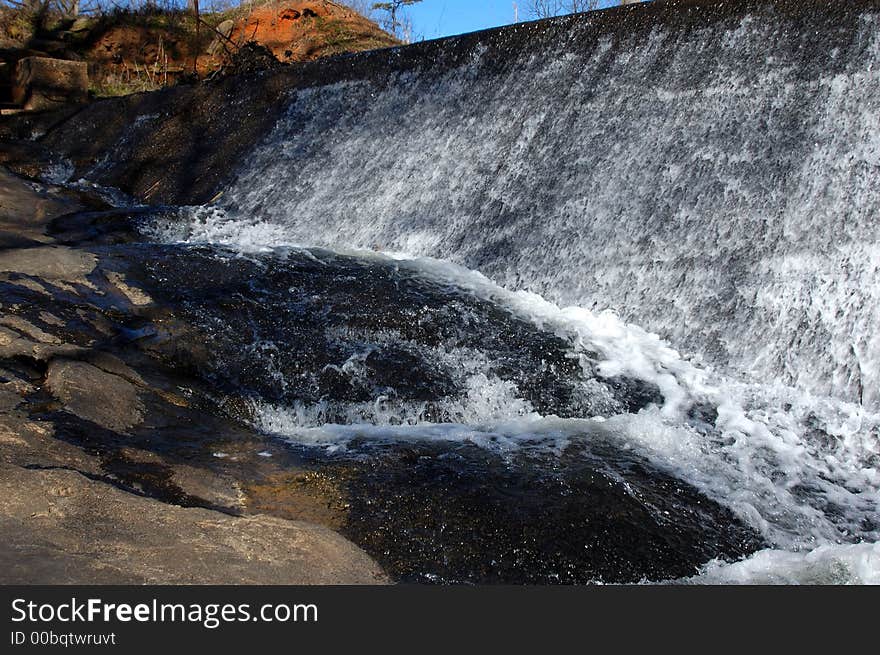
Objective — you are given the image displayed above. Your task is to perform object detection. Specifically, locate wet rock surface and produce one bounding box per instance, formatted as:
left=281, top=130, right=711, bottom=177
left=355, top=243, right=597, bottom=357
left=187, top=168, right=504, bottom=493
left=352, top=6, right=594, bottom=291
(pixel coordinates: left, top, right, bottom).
left=0, top=167, right=85, bottom=247
left=324, top=439, right=764, bottom=584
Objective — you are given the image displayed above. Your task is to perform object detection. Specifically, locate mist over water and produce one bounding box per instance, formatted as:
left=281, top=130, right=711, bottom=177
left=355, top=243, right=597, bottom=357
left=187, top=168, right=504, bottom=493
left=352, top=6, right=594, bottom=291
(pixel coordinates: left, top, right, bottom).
left=147, top=3, right=880, bottom=582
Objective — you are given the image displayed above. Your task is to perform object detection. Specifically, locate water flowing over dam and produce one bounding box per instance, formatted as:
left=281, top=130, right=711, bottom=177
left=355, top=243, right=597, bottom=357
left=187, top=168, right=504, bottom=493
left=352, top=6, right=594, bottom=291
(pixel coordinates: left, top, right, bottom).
left=204, top=0, right=880, bottom=410
left=19, top=0, right=880, bottom=583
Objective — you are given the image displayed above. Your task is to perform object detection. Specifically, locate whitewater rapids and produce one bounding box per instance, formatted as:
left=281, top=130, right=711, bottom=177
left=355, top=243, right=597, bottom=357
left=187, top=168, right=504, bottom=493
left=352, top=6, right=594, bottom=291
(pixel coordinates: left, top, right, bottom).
left=144, top=202, right=880, bottom=584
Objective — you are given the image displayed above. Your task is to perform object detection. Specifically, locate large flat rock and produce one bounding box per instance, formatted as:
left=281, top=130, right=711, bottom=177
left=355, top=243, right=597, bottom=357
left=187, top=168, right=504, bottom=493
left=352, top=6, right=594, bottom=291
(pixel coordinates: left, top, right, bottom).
left=45, top=359, right=144, bottom=433
left=0, top=464, right=388, bottom=584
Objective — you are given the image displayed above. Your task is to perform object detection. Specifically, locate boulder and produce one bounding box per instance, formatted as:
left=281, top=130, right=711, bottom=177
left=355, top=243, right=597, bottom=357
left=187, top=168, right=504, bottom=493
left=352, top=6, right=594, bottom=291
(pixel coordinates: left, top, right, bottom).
left=207, top=19, right=236, bottom=56
left=45, top=360, right=144, bottom=433
left=69, top=17, right=92, bottom=33
left=0, top=464, right=388, bottom=584
left=12, top=57, right=88, bottom=111
left=0, top=168, right=84, bottom=247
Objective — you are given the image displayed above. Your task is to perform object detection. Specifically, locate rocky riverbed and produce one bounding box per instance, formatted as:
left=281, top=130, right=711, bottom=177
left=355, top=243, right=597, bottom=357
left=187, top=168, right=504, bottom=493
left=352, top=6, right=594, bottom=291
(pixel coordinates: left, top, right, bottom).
left=0, top=166, right=388, bottom=584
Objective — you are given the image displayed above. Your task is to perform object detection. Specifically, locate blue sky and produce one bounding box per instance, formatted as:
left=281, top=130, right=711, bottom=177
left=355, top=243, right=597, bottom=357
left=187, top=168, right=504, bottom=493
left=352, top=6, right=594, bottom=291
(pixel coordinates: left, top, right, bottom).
left=406, top=1, right=620, bottom=40
left=407, top=0, right=516, bottom=40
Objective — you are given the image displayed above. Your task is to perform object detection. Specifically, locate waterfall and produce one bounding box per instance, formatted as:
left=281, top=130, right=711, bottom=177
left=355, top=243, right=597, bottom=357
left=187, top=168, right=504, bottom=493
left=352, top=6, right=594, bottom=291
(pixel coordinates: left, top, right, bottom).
left=212, top=1, right=880, bottom=408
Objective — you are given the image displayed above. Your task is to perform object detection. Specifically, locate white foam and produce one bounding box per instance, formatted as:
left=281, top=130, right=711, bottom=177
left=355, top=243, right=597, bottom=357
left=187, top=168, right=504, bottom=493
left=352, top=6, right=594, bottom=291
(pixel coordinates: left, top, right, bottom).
left=254, top=405, right=574, bottom=455
left=686, top=543, right=880, bottom=585
left=251, top=362, right=544, bottom=453
left=144, top=205, right=293, bottom=252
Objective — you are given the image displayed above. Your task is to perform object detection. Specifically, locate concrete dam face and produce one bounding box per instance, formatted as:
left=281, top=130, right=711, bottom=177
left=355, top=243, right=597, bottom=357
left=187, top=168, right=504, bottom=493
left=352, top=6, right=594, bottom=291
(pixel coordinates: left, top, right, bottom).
left=204, top=0, right=879, bottom=410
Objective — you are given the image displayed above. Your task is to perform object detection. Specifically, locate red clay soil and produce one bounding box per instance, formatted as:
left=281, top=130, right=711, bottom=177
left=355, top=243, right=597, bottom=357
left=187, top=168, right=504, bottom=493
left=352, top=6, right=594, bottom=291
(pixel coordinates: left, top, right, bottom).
left=227, top=1, right=398, bottom=63
left=84, top=1, right=397, bottom=79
